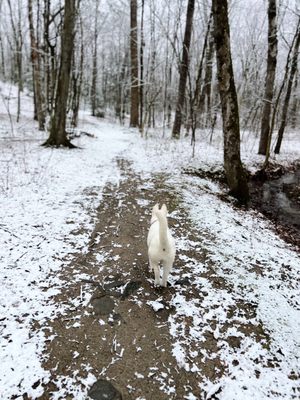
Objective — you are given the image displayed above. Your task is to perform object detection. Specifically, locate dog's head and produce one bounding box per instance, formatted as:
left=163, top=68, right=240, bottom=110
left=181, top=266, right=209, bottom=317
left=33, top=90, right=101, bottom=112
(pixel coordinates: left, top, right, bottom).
left=152, top=203, right=168, bottom=217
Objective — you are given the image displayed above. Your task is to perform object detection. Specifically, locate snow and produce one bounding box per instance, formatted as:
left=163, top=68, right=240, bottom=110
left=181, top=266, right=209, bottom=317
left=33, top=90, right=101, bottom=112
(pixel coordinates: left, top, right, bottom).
left=0, top=84, right=132, bottom=398
left=1, top=83, right=300, bottom=399
left=147, top=299, right=165, bottom=311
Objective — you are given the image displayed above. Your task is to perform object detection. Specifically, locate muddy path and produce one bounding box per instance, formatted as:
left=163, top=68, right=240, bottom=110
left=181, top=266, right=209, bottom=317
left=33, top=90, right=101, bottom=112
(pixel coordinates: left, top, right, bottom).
left=36, top=159, right=275, bottom=400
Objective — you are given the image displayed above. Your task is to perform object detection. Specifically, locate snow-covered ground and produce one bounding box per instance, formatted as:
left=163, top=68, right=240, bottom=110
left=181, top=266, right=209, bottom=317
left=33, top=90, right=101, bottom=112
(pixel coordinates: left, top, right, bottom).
left=0, top=83, right=299, bottom=399
left=0, top=83, right=133, bottom=398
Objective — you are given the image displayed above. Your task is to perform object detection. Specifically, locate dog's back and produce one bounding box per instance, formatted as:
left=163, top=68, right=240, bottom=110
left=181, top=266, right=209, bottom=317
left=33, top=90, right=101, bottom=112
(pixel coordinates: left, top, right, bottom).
left=147, top=204, right=175, bottom=286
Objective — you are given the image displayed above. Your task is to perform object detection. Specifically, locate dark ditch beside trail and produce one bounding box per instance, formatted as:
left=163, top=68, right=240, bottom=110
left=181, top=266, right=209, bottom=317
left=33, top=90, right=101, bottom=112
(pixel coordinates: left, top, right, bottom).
left=249, top=164, right=300, bottom=249
left=184, top=162, right=300, bottom=249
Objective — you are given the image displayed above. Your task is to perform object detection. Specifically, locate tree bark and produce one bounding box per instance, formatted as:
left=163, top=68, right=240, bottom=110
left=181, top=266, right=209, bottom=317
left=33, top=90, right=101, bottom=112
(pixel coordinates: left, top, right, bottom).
left=115, top=51, right=128, bottom=123
left=258, top=0, right=278, bottom=155
left=212, top=0, right=249, bottom=203
left=189, top=12, right=212, bottom=134
left=275, top=17, right=300, bottom=154
left=43, top=0, right=61, bottom=114
left=129, top=0, right=139, bottom=127
left=7, top=0, right=23, bottom=123
left=172, top=0, right=195, bottom=139
left=28, top=0, right=45, bottom=130
left=290, top=72, right=298, bottom=129
left=139, top=0, right=145, bottom=129
left=0, top=1, right=6, bottom=79
left=91, top=0, right=99, bottom=116
left=201, top=31, right=214, bottom=127
left=71, top=14, right=84, bottom=128
left=43, top=0, right=76, bottom=147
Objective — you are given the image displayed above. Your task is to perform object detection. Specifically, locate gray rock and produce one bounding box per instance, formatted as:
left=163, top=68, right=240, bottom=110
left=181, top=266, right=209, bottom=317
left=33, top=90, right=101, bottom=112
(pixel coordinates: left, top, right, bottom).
left=91, top=296, right=115, bottom=315
left=88, top=379, right=122, bottom=400
left=121, top=280, right=142, bottom=300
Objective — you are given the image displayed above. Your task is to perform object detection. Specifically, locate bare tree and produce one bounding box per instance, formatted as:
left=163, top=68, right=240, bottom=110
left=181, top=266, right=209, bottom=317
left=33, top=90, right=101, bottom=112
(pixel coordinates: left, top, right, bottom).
left=258, top=0, right=278, bottom=155
left=275, top=16, right=300, bottom=154
left=187, top=12, right=213, bottom=139
left=212, top=0, right=249, bottom=203
left=199, top=27, right=214, bottom=128
left=28, top=0, right=45, bottom=130
left=43, top=0, right=77, bottom=147
left=139, top=0, right=145, bottom=129
left=43, top=0, right=63, bottom=114
left=130, top=0, right=139, bottom=127
left=0, top=1, right=7, bottom=79
left=70, top=11, right=84, bottom=128
left=172, top=0, right=195, bottom=139
left=7, top=0, right=24, bottom=123
left=91, top=0, right=99, bottom=116
left=290, top=71, right=299, bottom=128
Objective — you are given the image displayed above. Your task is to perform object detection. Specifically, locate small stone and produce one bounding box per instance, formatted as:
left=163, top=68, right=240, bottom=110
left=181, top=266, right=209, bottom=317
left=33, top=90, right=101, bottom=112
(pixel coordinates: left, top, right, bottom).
left=121, top=280, right=142, bottom=299
left=88, top=379, right=122, bottom=400
left=175, top=277, right=190, bottom=286
left=104, top=280, right=125, bottom=290
left=91, top=296, right=115, bottom=315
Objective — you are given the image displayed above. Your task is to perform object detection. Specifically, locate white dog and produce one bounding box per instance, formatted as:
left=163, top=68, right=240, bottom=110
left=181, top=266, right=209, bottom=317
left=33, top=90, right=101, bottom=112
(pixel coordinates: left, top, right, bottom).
left=147, top=203, right=176, bottom=287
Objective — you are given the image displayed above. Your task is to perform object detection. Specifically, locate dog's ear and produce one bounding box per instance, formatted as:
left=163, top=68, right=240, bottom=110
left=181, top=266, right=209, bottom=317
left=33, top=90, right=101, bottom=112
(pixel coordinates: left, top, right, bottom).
left=161, top=204, right=168, bottom=215
left=152, top=203, right=159, bottom=215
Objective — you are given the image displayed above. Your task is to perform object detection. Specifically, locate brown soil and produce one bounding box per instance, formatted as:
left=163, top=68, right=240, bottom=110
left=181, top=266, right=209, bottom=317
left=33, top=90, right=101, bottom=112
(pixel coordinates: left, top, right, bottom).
left=34, top=159, right=274, bottom=400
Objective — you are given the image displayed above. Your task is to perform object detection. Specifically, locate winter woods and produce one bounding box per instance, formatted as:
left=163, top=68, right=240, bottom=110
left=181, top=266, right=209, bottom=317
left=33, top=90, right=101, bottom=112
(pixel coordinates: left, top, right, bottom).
left=0, top=0, right=299, bottom=199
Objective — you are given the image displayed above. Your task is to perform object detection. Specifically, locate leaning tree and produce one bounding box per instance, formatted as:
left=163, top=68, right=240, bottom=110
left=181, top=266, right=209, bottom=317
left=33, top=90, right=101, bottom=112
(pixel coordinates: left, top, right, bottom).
left=258, top=0, right=278, bottom=155
left=172, top=0, right=195, bottom=139
left=212, top=0, right=249, bottom=203
left=43, top=0, right=77, bottom=147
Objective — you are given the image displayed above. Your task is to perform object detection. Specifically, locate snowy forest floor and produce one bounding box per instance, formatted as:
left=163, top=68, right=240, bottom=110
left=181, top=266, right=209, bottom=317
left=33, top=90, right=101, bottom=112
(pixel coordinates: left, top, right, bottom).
left=1, top=85, right=300, bottom=400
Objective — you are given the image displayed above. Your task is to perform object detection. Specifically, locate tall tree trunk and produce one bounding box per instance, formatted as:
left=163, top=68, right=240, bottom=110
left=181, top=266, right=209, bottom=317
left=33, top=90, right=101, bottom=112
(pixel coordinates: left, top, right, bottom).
left=162, top=1, right=172, bottom=136
left=7, top=0, right=23, bottom=122
left=28, top=0, right=45, bottom=130
left=43, top=0, right=60, bottom=114
left=212, top=0, right=249, bottom=203
left=258, top=0, right=278, bottom=155
left=202, top=31, right=214, bottom=127
left=71, top=14, right=84, bottom=128
left=275, top=17, right=300, bottom=154
left=43, top=0, right=51, bottom=113
left=0, top=2, right=5, bottom=79
left=172, top=0, right=195, bottom=139
left=290, top=72, right=298, bottom=129
left=116, top=51, right=128, bottom=123
left=190, top=12, right=212, bottom=134
left=43, top=0, right=76, bottom=147
left=129, top=0, right=139, bottom=127
left=91, top=0, right=99, bottom=116
left=139, top=0, right=145, bottom=130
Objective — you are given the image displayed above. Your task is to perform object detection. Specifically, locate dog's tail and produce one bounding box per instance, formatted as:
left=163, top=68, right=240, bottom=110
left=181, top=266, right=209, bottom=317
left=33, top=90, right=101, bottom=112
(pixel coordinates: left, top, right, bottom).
left=154, top=204, right=169, bottom=249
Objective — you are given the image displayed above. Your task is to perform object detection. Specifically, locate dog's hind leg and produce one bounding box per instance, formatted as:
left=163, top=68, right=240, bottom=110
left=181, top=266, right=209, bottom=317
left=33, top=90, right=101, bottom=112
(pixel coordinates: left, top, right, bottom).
left=161, top=262, right=172, bottom=287
left=150, top=261, right=160, bottom=286
left=148, top=259, right=153, bottom=271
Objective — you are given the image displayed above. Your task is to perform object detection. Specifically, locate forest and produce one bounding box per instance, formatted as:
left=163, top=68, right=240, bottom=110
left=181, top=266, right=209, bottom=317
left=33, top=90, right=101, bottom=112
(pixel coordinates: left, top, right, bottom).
left=0, top=0, right=299, bottom=399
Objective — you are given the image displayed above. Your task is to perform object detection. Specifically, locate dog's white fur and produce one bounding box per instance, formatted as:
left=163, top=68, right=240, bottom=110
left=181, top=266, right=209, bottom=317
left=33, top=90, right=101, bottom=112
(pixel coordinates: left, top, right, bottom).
left=147, top=203, right=176, bottom=287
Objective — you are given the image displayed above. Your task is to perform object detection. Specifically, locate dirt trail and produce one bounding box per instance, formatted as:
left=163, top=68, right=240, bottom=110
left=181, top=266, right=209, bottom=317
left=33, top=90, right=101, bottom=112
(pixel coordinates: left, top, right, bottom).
left=36, top=159, right=272, bottom=400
